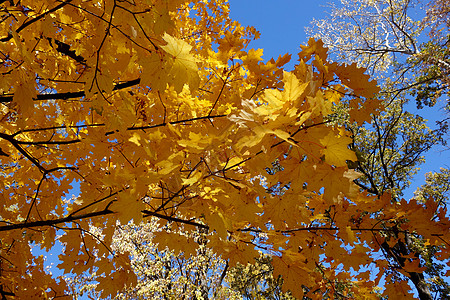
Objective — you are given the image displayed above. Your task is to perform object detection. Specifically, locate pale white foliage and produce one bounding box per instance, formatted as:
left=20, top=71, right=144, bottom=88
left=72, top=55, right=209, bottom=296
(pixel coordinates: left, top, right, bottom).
left=306, top=0, right=422, bottom=78
left=74, top=219, right=243, bottom=299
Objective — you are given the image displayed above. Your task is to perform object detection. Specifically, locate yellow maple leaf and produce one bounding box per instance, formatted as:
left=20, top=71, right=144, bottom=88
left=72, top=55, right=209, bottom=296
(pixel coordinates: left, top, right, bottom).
left=272, top=253, right=311, bottom=299
left=320, top=132, right=357, bottom=167
left=152, top=231, right=198, bottom=257
left=161, top=33, right=200, bottom=92
left=298, top=38, right=328, bottom=61
left=242, top=48, right=264, bottom=70
left=205, top=208, right=231, bottom=239
left=403, top=258, right=426, bottom=273
left=255, top=71, right=308, bottom=118
left=282, top=71, right=308, bottom=103
left=13, top=73, right=36, bottom=115
left=114, top=190, right=145, bottom=224
left=335, top=63, right=380, bottom=98
left=349, top=97, right=384, bottom=124
left=218, top=239, right=259, bottom=267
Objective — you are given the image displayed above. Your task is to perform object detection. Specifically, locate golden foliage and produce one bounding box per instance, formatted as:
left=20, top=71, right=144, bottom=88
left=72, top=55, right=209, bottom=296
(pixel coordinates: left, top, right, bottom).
left=0, top=0, right=448, bottom=299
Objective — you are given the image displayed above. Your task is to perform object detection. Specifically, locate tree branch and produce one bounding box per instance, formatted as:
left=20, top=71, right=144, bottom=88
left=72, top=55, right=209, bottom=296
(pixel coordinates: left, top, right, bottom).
left=142, top=210, right=209, bottom=229
left=0, top=78, right=141, bottom=103
left=0, top=209, right=114, bottom=232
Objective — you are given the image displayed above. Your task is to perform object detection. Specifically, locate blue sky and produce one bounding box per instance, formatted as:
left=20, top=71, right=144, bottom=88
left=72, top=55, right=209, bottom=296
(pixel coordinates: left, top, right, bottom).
left=229, top=0, right=324, bottom=68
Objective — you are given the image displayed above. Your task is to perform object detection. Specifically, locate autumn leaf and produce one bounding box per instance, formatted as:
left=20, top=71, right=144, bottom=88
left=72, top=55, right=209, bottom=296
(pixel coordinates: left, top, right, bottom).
left=140, top=51, right=171, bottom=92
left=298, top=37, right=328, bottom=61
left=272, top=253, right=311, bottom=299
left=114, top=190, right=146, bottom=224
left=335, top=63, right=380, bottom=98
left=161, top=33, right=200, bottom=92
left=320, top=131, right=357, bottom=167
left=182, top=170, right=203, bottom=186
left=13, top=74, right=36, bottom=115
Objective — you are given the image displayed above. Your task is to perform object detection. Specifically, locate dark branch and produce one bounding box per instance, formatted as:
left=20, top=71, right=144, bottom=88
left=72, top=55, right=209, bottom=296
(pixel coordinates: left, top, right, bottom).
left=0, top=209, right=114, bottom=232
left=0, top=78, right=141, bottom=103
left=142, top=210, right=208, bottom=229
left=50, top=38, right=86, bottom=64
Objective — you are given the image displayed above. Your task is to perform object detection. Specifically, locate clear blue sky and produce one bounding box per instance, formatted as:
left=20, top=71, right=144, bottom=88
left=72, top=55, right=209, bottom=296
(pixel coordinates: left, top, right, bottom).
left=229, top=0, right=325, bottom=68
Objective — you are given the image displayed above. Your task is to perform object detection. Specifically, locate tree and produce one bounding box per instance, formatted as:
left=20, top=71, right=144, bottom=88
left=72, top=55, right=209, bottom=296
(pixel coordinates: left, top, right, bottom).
left=0, top=1, right=449, bottom=300
left=307, top=0, right=450, bottom=299
left=226, top=254, right=296, bottom=300
left=71, top=220, right=298, bottom=300
left=306, top=0, right=449, bottom=109
left=69, top=220, right=237, bottom=299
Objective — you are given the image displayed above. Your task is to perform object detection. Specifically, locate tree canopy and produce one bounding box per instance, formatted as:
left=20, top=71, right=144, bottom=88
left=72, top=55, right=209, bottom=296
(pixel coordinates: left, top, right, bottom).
left=0, top=0, right=449, bottom=299
left=308, top=0, right=450, bottom=298
left=307, top=0, right=449, bottom=110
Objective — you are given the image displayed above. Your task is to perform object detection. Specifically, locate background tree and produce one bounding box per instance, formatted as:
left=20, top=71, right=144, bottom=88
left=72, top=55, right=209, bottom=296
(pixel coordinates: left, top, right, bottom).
left=72, top=221, right=298, bottom=300
left=412, top=0, right=450, bottom=108
left=308, top=0, right=450, bottom=299
left=0, top=0, right=449, bottom=299
left=69, top=220, right=237, bottom=300
left=306, top=0, right=449, bottom=109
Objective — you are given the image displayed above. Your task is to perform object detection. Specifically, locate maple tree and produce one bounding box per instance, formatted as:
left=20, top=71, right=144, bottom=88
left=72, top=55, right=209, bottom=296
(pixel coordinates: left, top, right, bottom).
left=0, top=1, right=449, bottom=300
